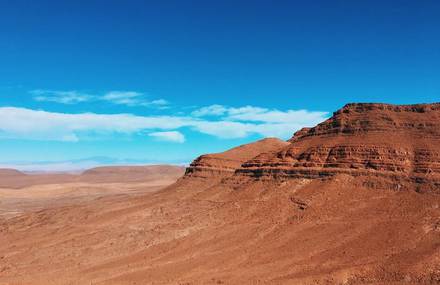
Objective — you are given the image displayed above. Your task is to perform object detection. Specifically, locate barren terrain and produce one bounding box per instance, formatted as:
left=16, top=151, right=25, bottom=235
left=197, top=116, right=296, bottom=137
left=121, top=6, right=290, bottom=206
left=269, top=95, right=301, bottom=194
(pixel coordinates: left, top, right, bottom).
left=1, top=103, right=439, bottom=284
left=0, top=165, right=185, bottom=218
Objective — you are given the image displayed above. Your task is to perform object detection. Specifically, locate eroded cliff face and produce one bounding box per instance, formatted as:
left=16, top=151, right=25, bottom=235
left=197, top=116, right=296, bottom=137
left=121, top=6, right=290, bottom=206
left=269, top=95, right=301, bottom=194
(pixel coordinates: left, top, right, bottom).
left=183, top=138, right=288, bottom=179
left=236, top=103, right=440, bottom=192
left=181, top=103, right=440, bottom=193
left=291, top=103, right=440, bottom=139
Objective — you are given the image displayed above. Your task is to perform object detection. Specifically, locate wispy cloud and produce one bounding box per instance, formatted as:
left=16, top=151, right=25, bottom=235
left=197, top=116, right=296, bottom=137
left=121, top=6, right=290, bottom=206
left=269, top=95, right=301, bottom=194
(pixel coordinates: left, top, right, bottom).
left=0, top=107, right=189, bottom=142
left=148, top=131, right=185, bottom=143
left=31, top=90, right=92, bottom=104
left=191, top=104, right=228, bottom=117
left=30, top=89, right=169, bottom=108
left=0, top=106, right=328, bottom=142
left=192, top=104, right=328, bottom=125
left=102, top=91, right=169, bottom=107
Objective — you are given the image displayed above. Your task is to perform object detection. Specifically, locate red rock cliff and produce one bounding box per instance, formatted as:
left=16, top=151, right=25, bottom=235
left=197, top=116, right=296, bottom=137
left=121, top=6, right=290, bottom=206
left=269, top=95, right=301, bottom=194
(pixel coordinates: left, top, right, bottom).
left=184, top=138, right=288, bottom=179
left=236, top=103, right=440, bottom=192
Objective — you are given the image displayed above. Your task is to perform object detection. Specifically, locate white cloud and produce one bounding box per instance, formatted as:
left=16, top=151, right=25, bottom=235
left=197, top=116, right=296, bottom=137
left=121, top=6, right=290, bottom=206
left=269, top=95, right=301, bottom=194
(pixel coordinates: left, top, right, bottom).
left=31, top=90, right=92, bottom=104
left=191, top=120, right=254, bottom=138
left=31, top=89, right=168, bottom=108
left=228, top=109, right=328, bottom=124
left=0, top=107, right=190, bottom=142
left=102, top=91, right=142, bottom=104
left=191, top=104, right=228, bottom=117
left=151, top=99, right=168, bottom=105
left=100, top=91, right=170, bottom=107
left=102, top=91, right=165, bottom=107
left=0, top=106, right=328, bottom=142
left=148, top=131, right=185, bottom=143
left=192, top=104, right=327, bottom=125
left=227, top=106, right=268, bottom=117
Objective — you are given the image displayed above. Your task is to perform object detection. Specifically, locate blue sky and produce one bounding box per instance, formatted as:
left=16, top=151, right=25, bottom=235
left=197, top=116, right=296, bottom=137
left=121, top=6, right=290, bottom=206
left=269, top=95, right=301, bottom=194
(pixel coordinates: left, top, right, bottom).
left=0, top=0, right=439, bottom=170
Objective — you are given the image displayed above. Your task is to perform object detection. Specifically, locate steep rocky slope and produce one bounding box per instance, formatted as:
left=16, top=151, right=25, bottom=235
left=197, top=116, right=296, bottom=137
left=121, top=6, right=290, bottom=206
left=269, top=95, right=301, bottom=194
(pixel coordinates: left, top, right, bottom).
left=184, top=137, right=288, bottom=179
left=239, top=103, right=440, bottom=193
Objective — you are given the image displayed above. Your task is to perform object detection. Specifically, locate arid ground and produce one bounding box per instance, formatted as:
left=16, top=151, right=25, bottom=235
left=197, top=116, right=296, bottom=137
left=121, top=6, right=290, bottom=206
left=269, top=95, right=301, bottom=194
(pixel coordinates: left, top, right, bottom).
left=1, top=103, right=440, bottom=285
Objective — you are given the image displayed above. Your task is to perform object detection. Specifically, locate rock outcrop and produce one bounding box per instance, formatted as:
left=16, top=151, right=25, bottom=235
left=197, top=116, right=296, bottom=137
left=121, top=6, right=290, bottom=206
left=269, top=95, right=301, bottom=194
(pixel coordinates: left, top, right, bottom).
left=184, top=138, right=288, bottom=179
left=236, top=103, right=440, bottom=192
left=181, top=103, right=440, bottom=193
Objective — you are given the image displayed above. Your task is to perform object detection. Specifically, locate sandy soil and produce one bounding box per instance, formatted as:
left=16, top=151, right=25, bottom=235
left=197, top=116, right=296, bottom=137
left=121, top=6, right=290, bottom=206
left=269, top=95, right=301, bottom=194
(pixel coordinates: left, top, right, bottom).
left=0, top=181, right=172, bottom=218
left=0, top=174, right=439, bottom=284
left=0, top=165, right=185, bottom=219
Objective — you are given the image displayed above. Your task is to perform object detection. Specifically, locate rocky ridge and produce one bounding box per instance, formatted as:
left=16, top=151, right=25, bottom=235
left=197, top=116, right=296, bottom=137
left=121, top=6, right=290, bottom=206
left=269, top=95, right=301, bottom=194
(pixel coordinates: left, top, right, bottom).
left=184, top=138, right=288, bottom=179
left=184, top=103, right=440, bottom=193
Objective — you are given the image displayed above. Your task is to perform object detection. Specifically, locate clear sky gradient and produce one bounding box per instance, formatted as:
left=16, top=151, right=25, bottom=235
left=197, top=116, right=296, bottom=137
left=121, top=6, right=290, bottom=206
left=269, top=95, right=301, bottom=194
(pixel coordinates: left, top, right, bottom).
left=0, top=0, right=439, bottom=170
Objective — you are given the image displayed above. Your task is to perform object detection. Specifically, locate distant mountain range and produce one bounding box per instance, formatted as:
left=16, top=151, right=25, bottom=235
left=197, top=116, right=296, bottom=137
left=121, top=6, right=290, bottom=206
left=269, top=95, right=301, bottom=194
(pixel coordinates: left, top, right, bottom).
left=0, top=164, right=185, bottom=188
left=0, top=156, right=188, bottom=172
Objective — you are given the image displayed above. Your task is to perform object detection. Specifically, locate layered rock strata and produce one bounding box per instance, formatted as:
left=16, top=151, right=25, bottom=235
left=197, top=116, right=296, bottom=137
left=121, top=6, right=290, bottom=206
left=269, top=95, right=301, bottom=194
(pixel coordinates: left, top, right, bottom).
left=184, top=138, right=288, bottom=179
left=236, top=103, right=440, bottom=192
left=183, top=103, right=440, bottom=192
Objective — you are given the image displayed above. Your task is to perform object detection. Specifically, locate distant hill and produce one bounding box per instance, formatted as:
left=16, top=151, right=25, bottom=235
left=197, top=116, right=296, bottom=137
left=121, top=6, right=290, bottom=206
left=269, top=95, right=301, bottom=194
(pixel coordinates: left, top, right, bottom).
left=80, top=165, right=185, bottom=183
left=0, top=168, right=25, bottom=177
left=0, top=165, right=185, bottom=189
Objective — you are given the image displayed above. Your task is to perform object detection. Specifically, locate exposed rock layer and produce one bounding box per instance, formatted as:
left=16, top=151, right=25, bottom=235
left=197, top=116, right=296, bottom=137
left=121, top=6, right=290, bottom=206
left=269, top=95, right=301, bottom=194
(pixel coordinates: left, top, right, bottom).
left=233, top=103, right=440, bottom=192
left=184, top=138, right=288, bottom=179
